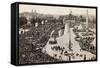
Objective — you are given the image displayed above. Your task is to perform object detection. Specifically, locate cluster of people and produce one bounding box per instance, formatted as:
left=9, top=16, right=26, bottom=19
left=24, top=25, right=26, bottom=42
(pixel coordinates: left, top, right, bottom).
left=80, top=37, right=94, bottom=48
left=51, top=46, right=65, bottom=52
left=51, top=46, right=67, bottom=58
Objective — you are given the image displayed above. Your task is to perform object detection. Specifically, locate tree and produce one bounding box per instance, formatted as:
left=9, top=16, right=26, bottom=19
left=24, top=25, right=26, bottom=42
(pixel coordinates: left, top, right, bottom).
left=19, top=16, right=27, bottom=28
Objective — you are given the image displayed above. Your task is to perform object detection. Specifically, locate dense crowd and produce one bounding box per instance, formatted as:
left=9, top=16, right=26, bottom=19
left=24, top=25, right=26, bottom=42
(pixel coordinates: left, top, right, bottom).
left=19, top=14, right=96, bottom=64
left=19, top=16, right=63, bottom=64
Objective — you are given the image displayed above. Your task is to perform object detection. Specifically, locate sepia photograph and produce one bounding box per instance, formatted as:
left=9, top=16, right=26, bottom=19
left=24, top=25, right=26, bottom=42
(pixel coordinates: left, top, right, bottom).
left=18, top=3, right=97, bottom=64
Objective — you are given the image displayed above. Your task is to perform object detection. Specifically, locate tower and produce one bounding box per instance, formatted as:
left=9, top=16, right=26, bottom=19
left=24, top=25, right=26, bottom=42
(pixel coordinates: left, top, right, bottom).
left=32, top=9, right=33, bottom=18
left=31, top=9, right=37, bottom=18
left=86, top=10, right=89, bottom=33
left=68, top=10, right=72, bottom=51
left=63, top=10, right=73, bottom=51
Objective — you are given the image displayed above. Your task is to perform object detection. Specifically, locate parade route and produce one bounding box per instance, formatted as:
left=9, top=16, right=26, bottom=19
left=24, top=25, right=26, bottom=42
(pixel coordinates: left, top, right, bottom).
left=42, top=27, right=96, bottom=61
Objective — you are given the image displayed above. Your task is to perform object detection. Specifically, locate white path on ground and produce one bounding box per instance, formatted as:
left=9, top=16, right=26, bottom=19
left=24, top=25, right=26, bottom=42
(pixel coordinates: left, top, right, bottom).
left=42, top=24, right=95, bottom=61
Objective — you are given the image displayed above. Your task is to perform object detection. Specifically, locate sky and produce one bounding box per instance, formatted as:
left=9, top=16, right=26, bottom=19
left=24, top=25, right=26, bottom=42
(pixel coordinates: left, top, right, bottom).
left=19, top=4, right=96, bottom=16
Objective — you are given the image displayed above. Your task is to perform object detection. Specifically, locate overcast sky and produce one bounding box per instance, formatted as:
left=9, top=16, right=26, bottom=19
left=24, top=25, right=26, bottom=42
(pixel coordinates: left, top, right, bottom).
left=19, top=4, right=96, bottom=16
